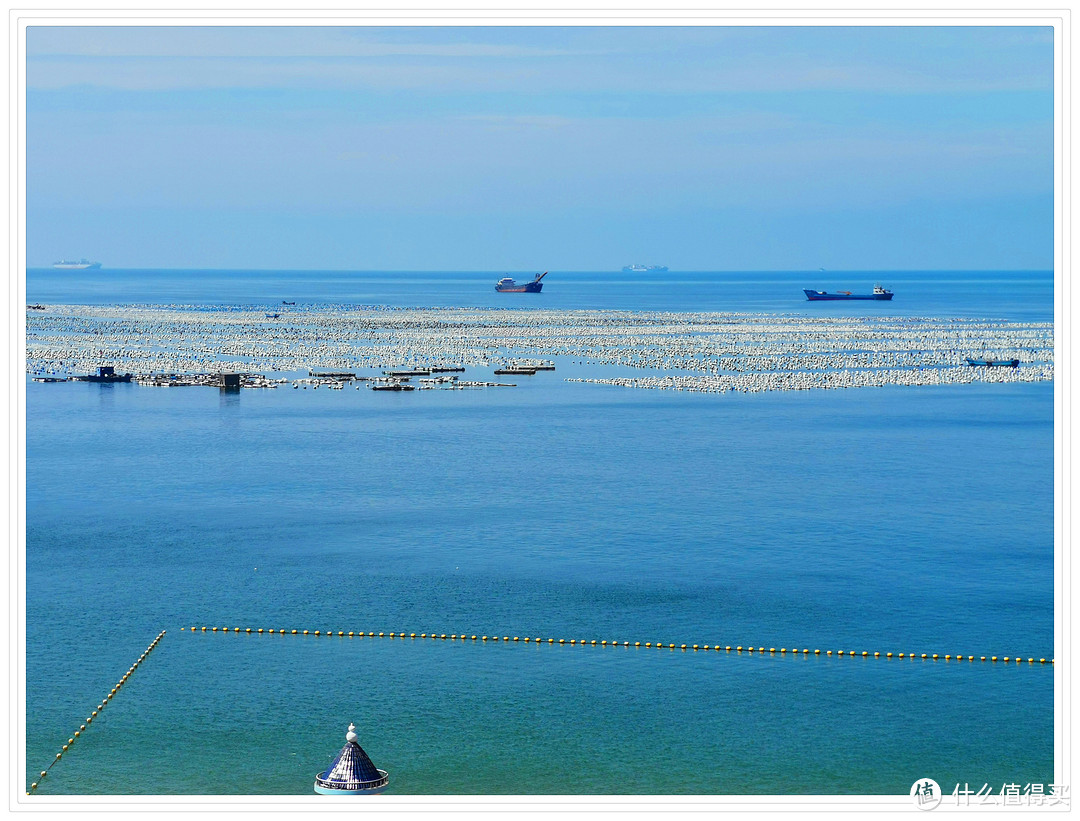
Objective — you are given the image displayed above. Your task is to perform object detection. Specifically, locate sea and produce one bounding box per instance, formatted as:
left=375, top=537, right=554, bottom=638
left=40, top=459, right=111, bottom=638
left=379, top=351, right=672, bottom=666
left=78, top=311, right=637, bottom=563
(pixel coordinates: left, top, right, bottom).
left=23, top=269, right=1056, bottom=799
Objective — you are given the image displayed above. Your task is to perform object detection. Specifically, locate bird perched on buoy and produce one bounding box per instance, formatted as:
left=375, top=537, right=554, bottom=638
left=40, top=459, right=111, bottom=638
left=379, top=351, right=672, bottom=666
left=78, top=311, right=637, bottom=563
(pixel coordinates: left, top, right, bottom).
left=313, top=723, right=389, bottom=795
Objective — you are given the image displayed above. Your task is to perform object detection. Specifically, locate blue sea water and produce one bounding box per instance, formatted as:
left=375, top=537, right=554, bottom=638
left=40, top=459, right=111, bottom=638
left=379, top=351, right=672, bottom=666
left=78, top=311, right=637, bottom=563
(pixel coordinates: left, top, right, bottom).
left=23, top=269, right=1055, bottom=797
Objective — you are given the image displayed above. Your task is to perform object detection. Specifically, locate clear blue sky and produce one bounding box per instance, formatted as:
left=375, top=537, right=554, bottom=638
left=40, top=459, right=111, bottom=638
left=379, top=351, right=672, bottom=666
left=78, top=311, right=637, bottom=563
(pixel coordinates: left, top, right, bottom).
left=26, top=25, right=1053, bottom=271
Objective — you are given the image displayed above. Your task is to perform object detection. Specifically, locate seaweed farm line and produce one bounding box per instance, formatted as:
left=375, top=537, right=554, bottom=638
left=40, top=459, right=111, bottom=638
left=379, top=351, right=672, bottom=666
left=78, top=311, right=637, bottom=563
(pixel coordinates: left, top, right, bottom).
left=26, top=303, right=1053, bottom=394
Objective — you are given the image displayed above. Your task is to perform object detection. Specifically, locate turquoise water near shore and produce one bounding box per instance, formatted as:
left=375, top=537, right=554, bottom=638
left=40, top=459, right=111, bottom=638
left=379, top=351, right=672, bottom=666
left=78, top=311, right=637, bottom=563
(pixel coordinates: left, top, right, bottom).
left=24, top=270, right=1055, bottom=796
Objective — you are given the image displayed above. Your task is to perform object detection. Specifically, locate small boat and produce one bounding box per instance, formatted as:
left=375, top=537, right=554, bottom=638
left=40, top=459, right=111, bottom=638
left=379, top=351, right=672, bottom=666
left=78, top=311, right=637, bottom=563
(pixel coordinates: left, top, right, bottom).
left=282, top=301, right=296, bottom=305
left=965, top=357, right=1020, bottom=368
left=314, top=723, right=389, bottom=795
left=73, top=366, right=132, bottom=383
left=265, top=313, right=280, bottom=319
left=622, top=264, right=668, bottom=273
left=804, top=284, right=893, bottom=301
left=26, top=304, right=45, bottom=310
left=371, top=383, right=415, bottom=391
left=494, top=367, right=536, bottom=375
left=495, top=272, right=547, bottom=293
left=32, top=377, right=67, bottom=383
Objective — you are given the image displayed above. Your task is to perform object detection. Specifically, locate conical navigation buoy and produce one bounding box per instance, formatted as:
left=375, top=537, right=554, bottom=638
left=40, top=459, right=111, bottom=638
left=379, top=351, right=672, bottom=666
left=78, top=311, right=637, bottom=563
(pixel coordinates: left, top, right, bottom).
left=313, top=723, right=389, bottom=795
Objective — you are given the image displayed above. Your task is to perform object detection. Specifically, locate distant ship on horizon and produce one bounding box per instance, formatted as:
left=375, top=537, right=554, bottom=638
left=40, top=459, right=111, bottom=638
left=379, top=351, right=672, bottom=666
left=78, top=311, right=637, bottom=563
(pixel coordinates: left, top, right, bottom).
left=495, top=271, right=547, bottom=293
left=53, top=259, right=101, bottom=270
left=622, top=264, right=668, bottom=273
left=804, top=284, right=893, bottom=301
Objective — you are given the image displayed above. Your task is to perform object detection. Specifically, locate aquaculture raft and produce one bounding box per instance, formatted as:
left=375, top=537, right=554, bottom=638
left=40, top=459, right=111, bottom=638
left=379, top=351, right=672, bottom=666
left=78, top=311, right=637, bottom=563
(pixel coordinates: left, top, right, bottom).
left=314, top=723, right=389, bottom=795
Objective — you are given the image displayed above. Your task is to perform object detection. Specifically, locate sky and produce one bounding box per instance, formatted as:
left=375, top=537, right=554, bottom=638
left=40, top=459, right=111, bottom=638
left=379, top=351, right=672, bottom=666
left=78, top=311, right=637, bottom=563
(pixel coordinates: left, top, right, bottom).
left=25, top=25, right=1054, bottom=271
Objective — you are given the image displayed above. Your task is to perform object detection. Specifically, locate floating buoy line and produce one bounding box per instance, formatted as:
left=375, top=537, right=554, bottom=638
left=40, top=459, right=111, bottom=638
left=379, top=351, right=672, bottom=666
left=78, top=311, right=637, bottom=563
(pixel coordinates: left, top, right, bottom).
left=182, top=626, right=1052, bottom=666
left=28, top=631, right=166, bottom=794
left=29, top=627, right=1051, bottom=793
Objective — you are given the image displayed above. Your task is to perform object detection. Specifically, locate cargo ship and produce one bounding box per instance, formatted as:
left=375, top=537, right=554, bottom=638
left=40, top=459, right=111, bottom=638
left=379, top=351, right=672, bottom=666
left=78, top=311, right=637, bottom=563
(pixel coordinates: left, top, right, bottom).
left=53, top=259, right=101, bottom=270
left=495, top=271, right=547, bottom=293
left=803, top=284, right=893, bottom=301
left=622, top=264, right=668, bottom=273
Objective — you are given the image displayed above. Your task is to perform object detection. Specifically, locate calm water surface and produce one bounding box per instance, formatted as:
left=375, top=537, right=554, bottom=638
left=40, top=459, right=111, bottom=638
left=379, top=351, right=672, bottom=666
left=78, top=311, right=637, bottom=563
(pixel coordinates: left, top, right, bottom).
left=24, top=270, right=1055, bottom=796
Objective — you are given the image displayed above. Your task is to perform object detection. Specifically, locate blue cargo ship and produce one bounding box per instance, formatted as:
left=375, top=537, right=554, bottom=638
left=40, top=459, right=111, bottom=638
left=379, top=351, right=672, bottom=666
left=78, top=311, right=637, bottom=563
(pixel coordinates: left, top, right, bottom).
left=495, top=271, right=547, bottom=293
left=804, top=284, right=893, bottom=301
